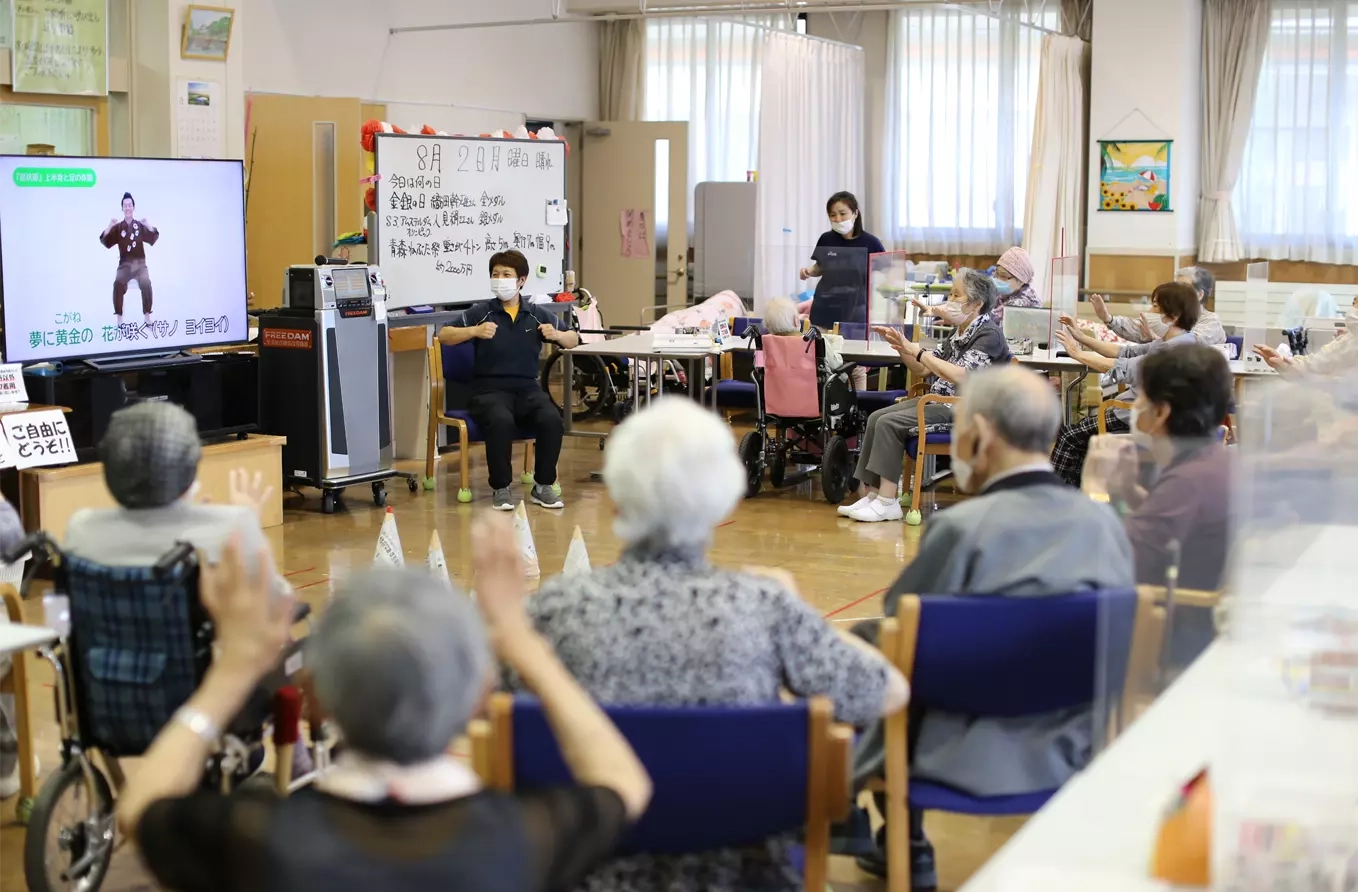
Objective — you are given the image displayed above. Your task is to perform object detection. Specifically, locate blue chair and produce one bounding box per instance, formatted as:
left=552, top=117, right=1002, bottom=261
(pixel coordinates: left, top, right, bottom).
left=425, top=342, right=539, bottom=502
left=1226, top=334, right=1244, bottom=360
left=473, top=693, right=853, bottom=892
left=836, top=321, right=909, bottom=410
left=716, top=317, right=762, bottom=411
left=893, top=384, right=958, bottom=526
left=875, top=590, right=1147, bottom=892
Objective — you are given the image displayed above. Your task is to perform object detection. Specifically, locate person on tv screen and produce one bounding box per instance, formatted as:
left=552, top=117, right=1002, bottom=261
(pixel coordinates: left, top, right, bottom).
left=99, top=192, right=160, bottom=328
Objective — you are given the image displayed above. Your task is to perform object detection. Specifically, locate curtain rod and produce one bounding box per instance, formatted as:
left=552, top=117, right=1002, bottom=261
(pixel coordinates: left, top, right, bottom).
left=388, top=1, right=1062, bottom=36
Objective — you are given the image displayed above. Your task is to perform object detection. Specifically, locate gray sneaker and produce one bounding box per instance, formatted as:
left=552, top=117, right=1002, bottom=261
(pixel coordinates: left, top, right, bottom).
left=530, top=484, right=564, bottom=509
left=491, top=488, right=515, bottom=511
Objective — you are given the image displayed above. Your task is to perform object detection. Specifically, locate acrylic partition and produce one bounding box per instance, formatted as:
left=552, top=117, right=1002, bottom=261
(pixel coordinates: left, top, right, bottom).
left=867, top=252, right=952, bottom=339
left=1240, top=261, right=1271, bottom=371
left=1048, top=254, right=1079, bottom=347
left=755, top=242, right=871, bottom=332
left=1211, top=371, right=1358, bottom=886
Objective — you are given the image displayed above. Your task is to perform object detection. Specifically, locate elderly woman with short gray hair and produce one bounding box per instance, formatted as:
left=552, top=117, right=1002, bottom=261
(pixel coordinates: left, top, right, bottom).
left=1088, top=265, right=1225, bottom=347
left=763, top=295, right=844, bottom=373
left=840, top=269, right=1012, bottom=523
left=118, top=519, right=652, bottom=892
left=519, top=397, right=907, bottom=892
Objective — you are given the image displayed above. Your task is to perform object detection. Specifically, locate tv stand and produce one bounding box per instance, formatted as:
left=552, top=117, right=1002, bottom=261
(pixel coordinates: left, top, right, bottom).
left=82, top=351, right=204, bottom=373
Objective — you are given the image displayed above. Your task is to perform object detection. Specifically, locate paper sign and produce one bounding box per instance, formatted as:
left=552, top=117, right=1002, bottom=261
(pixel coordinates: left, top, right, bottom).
left=0, top=431, right=16, bottom=470
left=620, top=209, right=650, bottom=260
left=2, top=409, right=75, bottom=469
left=11, top=0, right=108, bottom=96
left=0, top=365, right=29, bottom=404
left=546, top=199, right=568, bottom=226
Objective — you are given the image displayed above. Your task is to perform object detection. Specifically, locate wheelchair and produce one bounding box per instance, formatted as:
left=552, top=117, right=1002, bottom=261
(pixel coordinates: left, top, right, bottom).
left=539, top=289, right=691, bottom=424
left=738, top=327, right=867, bottom=504
left=3, top=534, right=311, bottom=892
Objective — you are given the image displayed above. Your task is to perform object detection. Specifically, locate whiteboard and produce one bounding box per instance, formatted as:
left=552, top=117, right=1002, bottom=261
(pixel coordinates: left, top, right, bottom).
left=373, top=134, right=567, bottom=309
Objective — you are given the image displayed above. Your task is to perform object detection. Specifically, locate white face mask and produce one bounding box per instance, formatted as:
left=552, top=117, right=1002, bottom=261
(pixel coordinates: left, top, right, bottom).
left=490, top=279, right=519, bottom=301
left=830, top=216, right=856, bottom=236
left=1130, top=404, right=1155, bottom=447
left=949, top=428, right=976, bottom=493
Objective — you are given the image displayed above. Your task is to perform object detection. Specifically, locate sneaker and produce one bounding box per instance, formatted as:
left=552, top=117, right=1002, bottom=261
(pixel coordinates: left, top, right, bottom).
left=846, top=497, right=903, bottom=523
left=854, top=836, right=937, bottom=891
left=491, top=488, right=515, bottom=511
left=530, top=484, right=564, bottom=510
left=837, top=494, right=872, bottom=517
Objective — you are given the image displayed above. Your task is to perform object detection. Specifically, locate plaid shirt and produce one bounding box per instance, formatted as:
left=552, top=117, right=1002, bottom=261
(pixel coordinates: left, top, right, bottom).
left=927, top=312, right=1011, bottom=396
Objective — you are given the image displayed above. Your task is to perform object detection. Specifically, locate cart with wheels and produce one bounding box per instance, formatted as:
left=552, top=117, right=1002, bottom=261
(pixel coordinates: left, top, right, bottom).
left=285, top=468, right=421, bottom=515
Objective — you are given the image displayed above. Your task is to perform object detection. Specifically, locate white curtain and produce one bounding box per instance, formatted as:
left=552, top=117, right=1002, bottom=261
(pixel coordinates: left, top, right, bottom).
left=882, top=5, right=1055, bottom=254
left=644, top=16, right=793, bottom=228
left=754, top=30, right=865, bottom=308
left=600, top=19, right=645, bottom=121
left=1197, top=0, right=1269, bottom=262
left=1022, top=34, right=1087, bottom=302
left=1235, top=0, right=1358, bottom=264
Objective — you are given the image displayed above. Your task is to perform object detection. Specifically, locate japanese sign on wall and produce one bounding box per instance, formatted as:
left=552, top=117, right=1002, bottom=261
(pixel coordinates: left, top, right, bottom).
left=0, top=409, right=75, bottom=469
left=11, top=0, right=109, bottom=96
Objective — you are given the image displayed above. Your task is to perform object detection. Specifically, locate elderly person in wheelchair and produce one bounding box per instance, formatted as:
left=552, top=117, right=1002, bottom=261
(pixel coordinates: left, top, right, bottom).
left=839, top=269, right=1012, bottom=523
left=763, top=295, right=844, bottom=373
left=119, top=520, right=651, bottom=892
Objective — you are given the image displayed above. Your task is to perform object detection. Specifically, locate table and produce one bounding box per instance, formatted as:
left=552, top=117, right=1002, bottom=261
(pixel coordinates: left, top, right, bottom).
left=562, top=333, right=721, bottom=440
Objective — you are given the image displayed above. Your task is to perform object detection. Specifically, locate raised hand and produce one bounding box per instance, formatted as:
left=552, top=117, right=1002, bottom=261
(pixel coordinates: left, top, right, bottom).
left=1089, top=293, right=1111, bottom=323
left=200, top=537, right=294, bottom=680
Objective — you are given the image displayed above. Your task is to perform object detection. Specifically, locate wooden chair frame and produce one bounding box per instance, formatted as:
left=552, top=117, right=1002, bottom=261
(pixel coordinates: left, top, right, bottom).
left=876, top=591, right=1158, bottom=892
left=895, top=384, right=961, bottom=522
left=1097, top=398, right=1134, bottom=435
left=425, top=344, right=534, bottom=502
left=470, top=692, right=852, bottom=892
left=0, top=584, right=38, bottom=804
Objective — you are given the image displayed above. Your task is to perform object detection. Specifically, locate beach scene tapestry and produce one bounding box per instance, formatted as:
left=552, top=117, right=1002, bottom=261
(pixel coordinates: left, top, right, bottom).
left=1098, top=140, right=1171, bottom=212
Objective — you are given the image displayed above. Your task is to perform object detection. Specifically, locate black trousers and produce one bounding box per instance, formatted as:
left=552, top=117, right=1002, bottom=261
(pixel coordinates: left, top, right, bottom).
left=469, top=385, right=563, bottom=490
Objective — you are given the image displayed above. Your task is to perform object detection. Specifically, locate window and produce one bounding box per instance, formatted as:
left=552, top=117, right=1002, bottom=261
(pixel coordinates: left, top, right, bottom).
left=0, top=105, right=94, bottom=156
left=887, top=7, right=1055, bottom=253
left=1234, top=1, right=1358, bottom=264
left=644, top=15, right=794, bottom=227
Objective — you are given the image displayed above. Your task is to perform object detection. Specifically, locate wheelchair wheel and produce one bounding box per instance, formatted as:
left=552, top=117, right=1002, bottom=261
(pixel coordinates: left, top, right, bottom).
left=541, top=351, right=608, bottom=420
left=821, top=435, right=852, bottom=504
left=25, top=756, right=115, bottom=892
left=738, top=432, right=764, bottom=498
left=769, top=447, right=788, bottom=488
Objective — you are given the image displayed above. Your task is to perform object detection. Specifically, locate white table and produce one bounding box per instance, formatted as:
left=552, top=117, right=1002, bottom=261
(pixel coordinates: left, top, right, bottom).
left=0, top=621, right=58, bottom=657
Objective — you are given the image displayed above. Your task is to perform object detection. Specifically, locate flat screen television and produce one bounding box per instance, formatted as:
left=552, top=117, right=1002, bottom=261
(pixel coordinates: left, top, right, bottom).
left=0, top=155, right=249, bottom=364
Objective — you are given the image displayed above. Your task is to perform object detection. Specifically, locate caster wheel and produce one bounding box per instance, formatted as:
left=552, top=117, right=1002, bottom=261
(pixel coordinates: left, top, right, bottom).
left=372, top=483, right=387, bottom=508
left=423, top=477, right=436, bottom=491
left=456, top=488, right=473, bottom=503
left=406, top=477, right=419, bottom=493
left=15, top=795, right=33, bottom=825
left=520, top=472, right=535, bottom=485
left=905, top=509, right=922, bottom=526
left=322, top=492, right=337, bottom=515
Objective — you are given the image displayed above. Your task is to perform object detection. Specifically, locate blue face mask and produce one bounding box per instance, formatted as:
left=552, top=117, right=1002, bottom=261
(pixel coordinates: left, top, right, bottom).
left=993, top=279, right=1014, bottom=295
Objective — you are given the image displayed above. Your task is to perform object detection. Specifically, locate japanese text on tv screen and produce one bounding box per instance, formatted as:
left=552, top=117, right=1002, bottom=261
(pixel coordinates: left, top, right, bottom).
left=0, top=156, right=249, bottom=363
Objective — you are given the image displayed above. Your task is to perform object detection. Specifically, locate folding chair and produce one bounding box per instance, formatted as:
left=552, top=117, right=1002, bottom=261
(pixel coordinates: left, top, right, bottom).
left=425, top=342, right=537, bottom=502
left=473, top=693, right=853, bottom=892
left=875, top=590, right=1145, bottom=892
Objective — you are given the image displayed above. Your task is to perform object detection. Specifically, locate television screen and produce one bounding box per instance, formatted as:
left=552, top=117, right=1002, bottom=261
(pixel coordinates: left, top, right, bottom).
left=0, top=155, right=248, bottom=363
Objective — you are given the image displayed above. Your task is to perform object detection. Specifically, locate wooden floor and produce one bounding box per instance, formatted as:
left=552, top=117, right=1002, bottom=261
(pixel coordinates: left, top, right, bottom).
left=0, top=431, right=1024, bottom=891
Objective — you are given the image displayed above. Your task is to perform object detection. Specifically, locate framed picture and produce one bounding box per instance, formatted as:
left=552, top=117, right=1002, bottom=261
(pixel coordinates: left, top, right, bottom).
left=181, top=5, right=235, bottom=61
left=1097, top=140, right=1172, bottom=212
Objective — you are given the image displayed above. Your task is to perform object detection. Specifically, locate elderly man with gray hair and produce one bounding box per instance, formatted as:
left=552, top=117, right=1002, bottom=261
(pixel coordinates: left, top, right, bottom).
left=848, top=365, right=1135, bottom=884
left=1088, top=265, right=1225, bottom=347
left=840, top=269, right=1012, bottom=522
left=117, top=519, right=652, bottom=892
left=63, top=401, right=287, bottom=597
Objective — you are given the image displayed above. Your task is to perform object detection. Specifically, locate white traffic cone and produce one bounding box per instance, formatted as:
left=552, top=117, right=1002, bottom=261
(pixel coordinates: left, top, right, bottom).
left=373, top=506, right=404, bottom=568
left=563, top=525, right=591, bottom=575
left=426, top=530, right=452, bottom=587
left=513, top=501, right=540, bottom=578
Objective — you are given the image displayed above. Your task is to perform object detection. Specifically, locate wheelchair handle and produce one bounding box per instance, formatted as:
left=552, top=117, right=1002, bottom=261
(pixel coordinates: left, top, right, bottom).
left=153, top=541, right=197, bottom=578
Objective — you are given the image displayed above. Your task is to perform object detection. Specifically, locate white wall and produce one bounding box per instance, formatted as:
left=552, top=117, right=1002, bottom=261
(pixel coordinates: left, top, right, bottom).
left=1086, top=0, right=1201, bottom=256
left=243, top=0, right=597, bottom=122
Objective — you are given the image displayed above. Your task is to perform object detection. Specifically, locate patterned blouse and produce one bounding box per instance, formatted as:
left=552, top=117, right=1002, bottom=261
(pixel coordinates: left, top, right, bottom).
left=927, top=311, right=1012, bottom=397
left=515, top=543, right=889, bottom=892
left=992, top=282, right=1041, bottom=324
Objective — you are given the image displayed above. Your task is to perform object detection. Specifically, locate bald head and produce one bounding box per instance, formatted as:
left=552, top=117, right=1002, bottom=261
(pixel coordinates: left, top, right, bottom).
left=959, top=365, right=1061, bottom=453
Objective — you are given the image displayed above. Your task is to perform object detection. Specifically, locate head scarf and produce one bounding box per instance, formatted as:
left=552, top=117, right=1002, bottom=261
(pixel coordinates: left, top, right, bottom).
left=997, top=247, right=1035, bottom=286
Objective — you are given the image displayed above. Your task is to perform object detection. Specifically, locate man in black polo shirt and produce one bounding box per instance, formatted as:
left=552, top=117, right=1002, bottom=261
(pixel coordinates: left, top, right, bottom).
left=439, top=250, right=578, bottom=511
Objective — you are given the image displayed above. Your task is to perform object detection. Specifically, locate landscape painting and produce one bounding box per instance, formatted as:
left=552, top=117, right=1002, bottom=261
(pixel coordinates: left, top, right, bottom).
left=1098, top=140, right=1171, bottom=212
left=181, top=5, right=235, bottom=61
